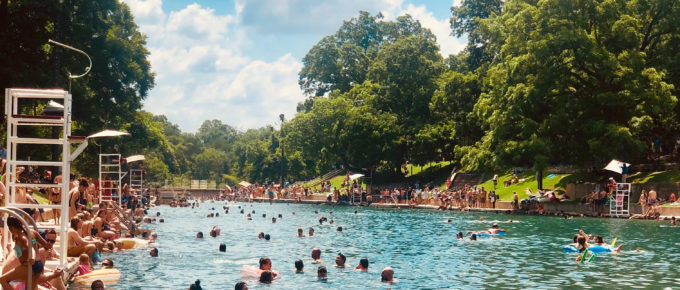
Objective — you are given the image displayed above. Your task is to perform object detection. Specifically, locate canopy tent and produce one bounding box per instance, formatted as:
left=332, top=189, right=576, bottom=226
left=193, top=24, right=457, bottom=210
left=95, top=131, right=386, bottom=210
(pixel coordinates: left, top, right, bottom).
left=125, top=155, right=145, bottom=163
left=239, top=181, right=252, bottom=187
left=603, top=159, right=631, bottom=174
left=88, top=129, right=130, bottom=139
left=349, top=173, right=364, bottom=181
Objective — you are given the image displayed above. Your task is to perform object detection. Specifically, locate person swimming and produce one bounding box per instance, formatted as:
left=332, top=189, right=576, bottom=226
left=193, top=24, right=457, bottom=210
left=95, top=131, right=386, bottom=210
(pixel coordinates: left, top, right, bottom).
left=309, top=227, right=315, bottom=236
left=294, top=259, right=304, bottom=273
left=219, top=243, right=226, bottom=252
left=258, top=232, right=264, bottom=239
left=456, top=232, right=464, bottom=240
left=335, top=253, right=346, bottom=268
left=149, top=247, right=158, bottom=257
left=259, top=270, right=273, bottom=283
left=381, top=267, right=396, bottom=283
left=264, top=234, right=271, bottom=241
left=196, top=232, right=204, bottom=239
left=311, top=248, right=322, bottom=263
left=487, top=223, right=505, bottom=234
left=297, top=228, right=305, bottom=237
left=336, top=226, right=343, bottom=232
left=355, top=258, right=369, bottom=271
left=317, top=266, right=327, bottom=280
left=470, top=234, right=477, bottom=241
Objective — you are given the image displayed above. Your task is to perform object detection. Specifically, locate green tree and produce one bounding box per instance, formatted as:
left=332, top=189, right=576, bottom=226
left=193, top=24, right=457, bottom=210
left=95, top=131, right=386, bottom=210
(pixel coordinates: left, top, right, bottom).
left=464, top=0, right=678, bottom=178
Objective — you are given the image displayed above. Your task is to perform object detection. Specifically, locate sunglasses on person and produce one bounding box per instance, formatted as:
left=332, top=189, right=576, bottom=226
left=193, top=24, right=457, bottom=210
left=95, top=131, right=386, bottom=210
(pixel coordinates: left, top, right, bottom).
left=102, top=262, right=112, bottom=266
left=46, top=239, right=56, bottom=243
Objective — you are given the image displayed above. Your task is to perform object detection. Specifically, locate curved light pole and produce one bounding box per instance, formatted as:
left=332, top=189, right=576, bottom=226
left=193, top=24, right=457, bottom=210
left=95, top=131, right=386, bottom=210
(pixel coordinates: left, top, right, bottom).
left=48, top=39, right=92, bottom=92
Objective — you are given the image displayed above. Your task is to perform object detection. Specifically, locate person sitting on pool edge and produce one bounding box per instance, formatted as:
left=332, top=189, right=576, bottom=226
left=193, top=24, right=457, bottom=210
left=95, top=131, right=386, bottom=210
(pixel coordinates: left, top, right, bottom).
left=317, top=266, right=327, bottom=281
left=311, top=248, right=322, bottom=264
left=294, top=259, right=304, bottom=273
left=381, top=267, right=397, bottom=283
left=355, top=258, right=369, bottom=271
left=335, top=253, right=346, bottom=268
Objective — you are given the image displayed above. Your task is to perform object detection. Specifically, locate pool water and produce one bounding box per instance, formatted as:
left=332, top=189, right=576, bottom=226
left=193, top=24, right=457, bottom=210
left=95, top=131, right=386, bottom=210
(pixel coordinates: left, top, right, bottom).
left=77, top=202, right=680, bottom=289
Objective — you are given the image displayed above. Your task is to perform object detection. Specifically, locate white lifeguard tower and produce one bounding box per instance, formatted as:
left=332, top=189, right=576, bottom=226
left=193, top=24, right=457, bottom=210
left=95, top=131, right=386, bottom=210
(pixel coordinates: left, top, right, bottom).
left=610, top=183, right=631, bottom=217
left=3, top=88, right=89, bottom=286
left=93, top=130, right=129, bottom=208
left=127, top=155, right=145, bottom=198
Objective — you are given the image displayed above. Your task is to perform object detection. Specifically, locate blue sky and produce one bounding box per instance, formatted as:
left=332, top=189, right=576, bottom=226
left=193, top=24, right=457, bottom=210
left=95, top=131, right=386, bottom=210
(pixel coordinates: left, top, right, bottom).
left=122, top=0, right=466, bottom=132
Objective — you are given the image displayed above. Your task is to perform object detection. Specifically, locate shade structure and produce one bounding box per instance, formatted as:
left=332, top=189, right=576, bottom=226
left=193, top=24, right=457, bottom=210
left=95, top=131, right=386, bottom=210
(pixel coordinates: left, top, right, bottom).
left=349, top=173, right=364, bottom=180
left=126, top=155, right=145, bottom=163
left=88, top=129, right=130, bottom=139
left=603, top=159, right=631, bottom=174
left=239, top=181, right=252, bottom=187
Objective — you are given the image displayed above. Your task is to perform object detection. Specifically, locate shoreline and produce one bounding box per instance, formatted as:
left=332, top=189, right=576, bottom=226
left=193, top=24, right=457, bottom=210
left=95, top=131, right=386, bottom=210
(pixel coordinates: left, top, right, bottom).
left=233, top=197, right=678, bottom=220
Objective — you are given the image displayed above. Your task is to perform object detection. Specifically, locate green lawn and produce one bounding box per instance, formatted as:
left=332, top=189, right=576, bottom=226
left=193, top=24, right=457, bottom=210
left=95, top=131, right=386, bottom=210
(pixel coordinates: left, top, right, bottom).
left=476, top=171, right=583, bottom=201
left=404, top=161, right=453, bottom=178
left=627, top=170, right=680, bottom=183
left=34, top=191, right=50, bottom=204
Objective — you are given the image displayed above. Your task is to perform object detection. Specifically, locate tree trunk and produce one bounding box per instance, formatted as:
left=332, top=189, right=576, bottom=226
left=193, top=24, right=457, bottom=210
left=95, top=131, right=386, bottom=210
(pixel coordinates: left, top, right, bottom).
left=536, top=169, right=543, bottom=190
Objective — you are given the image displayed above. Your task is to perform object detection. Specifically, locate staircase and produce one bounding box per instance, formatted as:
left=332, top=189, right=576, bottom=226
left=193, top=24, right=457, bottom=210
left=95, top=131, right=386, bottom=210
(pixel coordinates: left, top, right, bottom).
left=451, top=173, right=486, bottom=189
left=307, top=168, right=344, bottom=188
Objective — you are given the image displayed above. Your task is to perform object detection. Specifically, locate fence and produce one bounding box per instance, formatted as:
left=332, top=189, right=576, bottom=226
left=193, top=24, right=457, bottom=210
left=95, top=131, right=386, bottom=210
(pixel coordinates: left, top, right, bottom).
left=164, top=178, right=224, bottom=190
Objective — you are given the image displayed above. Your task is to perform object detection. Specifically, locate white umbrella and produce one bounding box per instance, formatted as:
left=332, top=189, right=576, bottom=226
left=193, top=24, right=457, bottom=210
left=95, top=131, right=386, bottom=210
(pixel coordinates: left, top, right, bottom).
left=603, top=159, right=631, bottom=174
left=349, top=173, right=364, bottom=181
left=126, top=155, right=145, bottom=163
left=239, top=181, right=252, bottom=187
left=88, top=129, right=130, bottom=139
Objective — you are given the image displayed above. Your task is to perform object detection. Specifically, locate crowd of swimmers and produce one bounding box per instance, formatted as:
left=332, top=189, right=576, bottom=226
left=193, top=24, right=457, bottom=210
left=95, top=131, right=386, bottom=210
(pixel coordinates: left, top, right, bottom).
left=187, top=202, right=397, bottom=289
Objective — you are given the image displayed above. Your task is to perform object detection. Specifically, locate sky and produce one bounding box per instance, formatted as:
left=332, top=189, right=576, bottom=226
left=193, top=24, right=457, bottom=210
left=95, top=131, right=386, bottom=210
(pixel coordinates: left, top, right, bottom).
left=121, top=0, right=467, bottom=132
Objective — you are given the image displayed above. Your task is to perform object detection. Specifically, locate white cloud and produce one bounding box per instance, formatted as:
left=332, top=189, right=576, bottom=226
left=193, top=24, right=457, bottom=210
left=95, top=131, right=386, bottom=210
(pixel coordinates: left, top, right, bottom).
left=123, top=0, right=467, bottom=132
left=166, top=4, right=234, bottom=42
left=123, top=0, right=165, bottom=34
left=236, top=0, right=403, bottom=34
left=400, top=4, right=466, bottom=57
left=145, top=54, right=303, bottom=131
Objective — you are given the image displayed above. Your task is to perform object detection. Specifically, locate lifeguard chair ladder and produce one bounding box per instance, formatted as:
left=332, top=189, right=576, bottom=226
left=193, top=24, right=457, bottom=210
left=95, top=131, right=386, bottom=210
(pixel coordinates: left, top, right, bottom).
left=99, top=154, right=122, bottom=207
left=609, top=183, right=631, bottom=217
left=130, top=169, right=144, bottom=197
left=3, top=88, right=88, bottom=270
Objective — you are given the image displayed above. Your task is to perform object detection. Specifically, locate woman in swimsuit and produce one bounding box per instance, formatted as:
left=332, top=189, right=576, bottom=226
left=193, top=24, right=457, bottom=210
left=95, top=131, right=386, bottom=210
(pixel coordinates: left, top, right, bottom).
left=0, top=217, right=63, bottom=289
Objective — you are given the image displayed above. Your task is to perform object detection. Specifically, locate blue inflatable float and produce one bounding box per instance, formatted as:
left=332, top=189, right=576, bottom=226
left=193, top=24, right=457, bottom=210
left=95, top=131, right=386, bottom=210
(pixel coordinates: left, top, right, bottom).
left=562, top=245, right=612, bottom=253
left=477, top=231, right=506, bottom=237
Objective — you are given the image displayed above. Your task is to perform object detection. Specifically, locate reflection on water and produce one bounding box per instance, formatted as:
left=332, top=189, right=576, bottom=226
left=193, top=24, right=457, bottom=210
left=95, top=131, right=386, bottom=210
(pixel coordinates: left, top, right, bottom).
left=73, top=202, right=680, bottom=289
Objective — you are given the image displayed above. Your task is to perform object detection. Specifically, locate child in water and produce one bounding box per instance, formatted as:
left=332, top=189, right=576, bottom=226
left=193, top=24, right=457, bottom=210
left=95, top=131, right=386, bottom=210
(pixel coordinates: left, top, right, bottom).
left=76, top=254, right=92, bottom=276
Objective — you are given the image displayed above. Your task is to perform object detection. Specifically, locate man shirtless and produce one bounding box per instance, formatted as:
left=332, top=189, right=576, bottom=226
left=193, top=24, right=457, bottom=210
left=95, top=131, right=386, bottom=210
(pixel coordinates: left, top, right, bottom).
left=69, top=179, right=88, bottom=219
left=67, top=217, right=101, bottom=260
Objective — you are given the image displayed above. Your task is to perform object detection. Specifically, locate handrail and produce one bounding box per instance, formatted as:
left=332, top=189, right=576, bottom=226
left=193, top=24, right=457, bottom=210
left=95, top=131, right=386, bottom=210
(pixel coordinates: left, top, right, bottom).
left=107, top=201, right=139, bottom=236
left=0, top=207, right=35, bottom=289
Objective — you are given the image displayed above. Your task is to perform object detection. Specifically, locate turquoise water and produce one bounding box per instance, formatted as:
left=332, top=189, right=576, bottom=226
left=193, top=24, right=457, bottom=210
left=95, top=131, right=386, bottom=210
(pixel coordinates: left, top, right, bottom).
left=80, top=202, right=680, bottom=289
